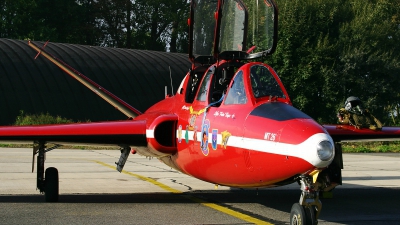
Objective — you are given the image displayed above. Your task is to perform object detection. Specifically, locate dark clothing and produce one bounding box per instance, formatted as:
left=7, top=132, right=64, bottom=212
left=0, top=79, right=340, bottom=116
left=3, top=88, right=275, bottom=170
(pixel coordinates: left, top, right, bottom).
left=337, top=108, right=382, bottom=130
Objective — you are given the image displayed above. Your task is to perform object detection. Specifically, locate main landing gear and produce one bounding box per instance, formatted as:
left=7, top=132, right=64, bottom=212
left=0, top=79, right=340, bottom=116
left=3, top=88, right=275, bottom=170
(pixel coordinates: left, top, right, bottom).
left=32, top=142, right=131, bottom=202
left=33, top=141, right=61, bottom=202
left=290, top=175, right=321, bottom=225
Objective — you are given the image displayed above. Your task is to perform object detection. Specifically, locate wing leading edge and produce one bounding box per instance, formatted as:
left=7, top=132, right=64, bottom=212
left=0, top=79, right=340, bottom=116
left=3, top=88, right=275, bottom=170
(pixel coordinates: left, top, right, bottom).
left=323, top=124, right=400, bottom=142
left=0, top=120, right=147, bottom=147
left=28, top=40, right=142, bottom=119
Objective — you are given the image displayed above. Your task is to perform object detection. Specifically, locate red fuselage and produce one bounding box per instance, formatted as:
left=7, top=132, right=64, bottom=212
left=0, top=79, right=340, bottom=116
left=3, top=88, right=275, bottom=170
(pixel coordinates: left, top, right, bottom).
left=137, top=61, right=335, bottom=188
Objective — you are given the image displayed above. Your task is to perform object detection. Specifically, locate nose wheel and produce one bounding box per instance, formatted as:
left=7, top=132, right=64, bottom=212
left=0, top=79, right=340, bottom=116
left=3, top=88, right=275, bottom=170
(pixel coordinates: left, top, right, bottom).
left=290, top=203, right=317, bottom=225
left=290, top=175, right=320, bottom=225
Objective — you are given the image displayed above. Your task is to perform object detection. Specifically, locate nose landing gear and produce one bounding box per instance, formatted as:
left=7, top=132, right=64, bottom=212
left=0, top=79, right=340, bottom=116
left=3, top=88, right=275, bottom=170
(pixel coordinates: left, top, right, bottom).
left=290, top=143, right=343, bottom=224
left=290, top=175, right=320, bottom=225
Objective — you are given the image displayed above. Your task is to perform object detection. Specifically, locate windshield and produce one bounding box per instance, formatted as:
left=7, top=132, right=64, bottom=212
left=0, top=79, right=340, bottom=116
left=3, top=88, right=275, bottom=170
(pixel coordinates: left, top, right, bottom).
left=191, top=0, right=218, bottom=58
left=244, top=0, right=276, bottom=56
left=218, top=0, right=277, bottom=59
left=218, top=0, right=247, bottom=53
left=225, top=71, right=248, bottom=104
left=250, top=65, right=285, bottom=99
left=189, top=0, right=277, bottom=62
left=196, top=67, right=214, bottom=101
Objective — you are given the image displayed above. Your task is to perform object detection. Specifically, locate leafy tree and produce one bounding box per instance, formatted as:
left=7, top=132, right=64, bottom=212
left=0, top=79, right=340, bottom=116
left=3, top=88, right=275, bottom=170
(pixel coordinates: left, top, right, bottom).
left=1, top=0, right=189, bottom=51
left=0, top=0, right=37, bottom=39
left=270, top=0, right=400, bottom=124
left=131, top=0, right=189, bottom=51
left=95, top=0, right=131, bottom=47
left=76, top=0, right=103, bottom=45
left=92, top=0, right=189, bottom=51
left=337, top=0, right=400, bottom=125
left=270, top=0, right=348, bottom=123
left=165, top=0, right=189, bottom=53
left=32, top=0, right=85, bottom=43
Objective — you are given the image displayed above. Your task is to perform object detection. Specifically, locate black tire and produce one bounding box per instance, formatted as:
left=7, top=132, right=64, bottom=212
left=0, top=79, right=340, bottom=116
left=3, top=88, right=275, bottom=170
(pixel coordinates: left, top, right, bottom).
left=304, top=206, right=318, bottom=225
left=45, top=167, right=59, bottom=202
left=290, top=203, right=306, bottom=225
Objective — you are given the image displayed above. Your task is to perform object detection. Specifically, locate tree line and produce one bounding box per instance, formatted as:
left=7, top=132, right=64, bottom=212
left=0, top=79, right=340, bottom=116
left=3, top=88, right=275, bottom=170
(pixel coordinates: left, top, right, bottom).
left=270, top=0, right=400, bottom=125
left=1, top=0, right=399, bottom=125
left=0, top=0, right=189, bottom=51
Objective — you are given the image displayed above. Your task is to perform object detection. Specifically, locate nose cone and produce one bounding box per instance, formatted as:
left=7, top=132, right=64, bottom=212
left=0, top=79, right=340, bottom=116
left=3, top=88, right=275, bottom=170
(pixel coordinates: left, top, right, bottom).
left=247, top=102, right=335, bottom=168
left=274, top=118, right=335, bottom=169
left=297, top=132, right=335, bottom=168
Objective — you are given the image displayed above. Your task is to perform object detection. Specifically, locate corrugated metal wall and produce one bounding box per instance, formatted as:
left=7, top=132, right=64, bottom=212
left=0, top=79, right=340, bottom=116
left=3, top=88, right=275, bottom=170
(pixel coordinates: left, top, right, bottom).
left=0, top=39, right=191, bottom=125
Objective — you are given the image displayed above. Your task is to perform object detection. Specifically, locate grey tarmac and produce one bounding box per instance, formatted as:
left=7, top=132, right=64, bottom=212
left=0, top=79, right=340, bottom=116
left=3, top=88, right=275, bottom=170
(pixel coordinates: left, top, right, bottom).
left=0, top=148, right=400, bottom=225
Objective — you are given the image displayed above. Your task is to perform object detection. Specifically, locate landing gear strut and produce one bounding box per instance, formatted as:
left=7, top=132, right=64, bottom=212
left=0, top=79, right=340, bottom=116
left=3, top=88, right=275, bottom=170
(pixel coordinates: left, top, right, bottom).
left=290, top=143, right=344, bottom=224
left=34, top=141, right=60, bottom=202
left=115, top=146, right=130, bottom=172
left=290, top=175, right=320, bottom=225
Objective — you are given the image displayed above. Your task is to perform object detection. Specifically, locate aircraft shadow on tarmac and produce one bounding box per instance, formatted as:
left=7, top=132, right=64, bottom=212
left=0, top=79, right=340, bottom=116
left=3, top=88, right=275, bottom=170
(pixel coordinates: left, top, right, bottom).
left=1, top=184, right=400, bottom=224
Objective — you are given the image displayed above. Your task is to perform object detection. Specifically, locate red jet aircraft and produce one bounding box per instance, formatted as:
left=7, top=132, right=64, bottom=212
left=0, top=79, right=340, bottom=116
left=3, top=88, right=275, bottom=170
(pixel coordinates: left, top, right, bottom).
left=1, top=0, right=400, bottom=224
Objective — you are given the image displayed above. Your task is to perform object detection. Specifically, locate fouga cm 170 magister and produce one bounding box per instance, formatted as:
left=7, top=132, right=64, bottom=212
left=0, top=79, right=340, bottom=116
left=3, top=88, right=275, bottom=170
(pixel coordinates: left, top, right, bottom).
left=1, top=0, right=400, bottom=224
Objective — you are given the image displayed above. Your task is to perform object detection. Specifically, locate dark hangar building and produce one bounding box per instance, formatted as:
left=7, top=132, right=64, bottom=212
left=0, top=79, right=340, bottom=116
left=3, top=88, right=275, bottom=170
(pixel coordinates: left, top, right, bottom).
left=0, top=39, right=191, bottom=125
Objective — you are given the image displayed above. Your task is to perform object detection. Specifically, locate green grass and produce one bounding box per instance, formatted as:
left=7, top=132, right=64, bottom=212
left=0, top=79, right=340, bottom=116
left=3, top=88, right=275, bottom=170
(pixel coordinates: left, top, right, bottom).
left=342, top=142, right=400, bottom=153
left=14, top=110, right=75, bottom=125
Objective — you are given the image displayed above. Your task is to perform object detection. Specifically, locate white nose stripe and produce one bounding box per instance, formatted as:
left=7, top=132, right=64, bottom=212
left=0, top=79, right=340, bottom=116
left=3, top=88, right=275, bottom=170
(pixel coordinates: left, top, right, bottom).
left=177, top=129, right=334, bottom=168
left=228, top=133, right=334, bottom=167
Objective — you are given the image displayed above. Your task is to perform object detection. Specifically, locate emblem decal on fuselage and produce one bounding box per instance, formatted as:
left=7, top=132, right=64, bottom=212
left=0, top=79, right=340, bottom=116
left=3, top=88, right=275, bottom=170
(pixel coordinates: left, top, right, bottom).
left=200, top=120, right=210, bottom=156
left=193, top=126, right=198, bottom=142
left=212, top=129, right=218, bottom=150
left=177, top=125, right=182, bottom=143
left=188, top=114, right=197, bottom=130
left=221, top=130, right=231, bottom=149
left=185, top=125, right=189, bottom=143
left=188, top=106, right=207, bottom=130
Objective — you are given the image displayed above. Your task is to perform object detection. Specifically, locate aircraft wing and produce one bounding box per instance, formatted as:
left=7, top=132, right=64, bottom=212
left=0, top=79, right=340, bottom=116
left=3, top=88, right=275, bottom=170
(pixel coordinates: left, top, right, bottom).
left=323, top=124, right=400, bottom=142
left=0, top=120, right=147, bottom=147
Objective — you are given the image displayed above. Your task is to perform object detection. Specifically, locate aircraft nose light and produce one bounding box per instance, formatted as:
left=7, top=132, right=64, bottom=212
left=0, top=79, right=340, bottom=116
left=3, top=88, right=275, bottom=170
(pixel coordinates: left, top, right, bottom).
left=317, top=140, right=334, bottom=161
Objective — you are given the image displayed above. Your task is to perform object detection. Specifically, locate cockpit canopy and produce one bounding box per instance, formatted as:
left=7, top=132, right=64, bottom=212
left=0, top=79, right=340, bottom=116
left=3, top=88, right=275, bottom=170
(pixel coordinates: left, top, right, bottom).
left=189, top=0, right=278, bottom=64
left=221, top=63, right=287, bottom=106
left=182, top=61, right=289, bottom=105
